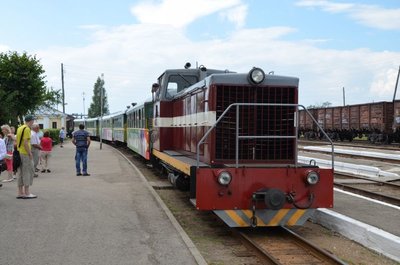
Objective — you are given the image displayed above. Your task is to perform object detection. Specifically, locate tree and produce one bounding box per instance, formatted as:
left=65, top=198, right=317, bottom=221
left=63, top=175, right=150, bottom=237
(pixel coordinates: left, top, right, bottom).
left=0, top=51, right=61, bottom=125
left=88, top=76, right=109, bottom=117
left=307, top=101, right=332, bottom=109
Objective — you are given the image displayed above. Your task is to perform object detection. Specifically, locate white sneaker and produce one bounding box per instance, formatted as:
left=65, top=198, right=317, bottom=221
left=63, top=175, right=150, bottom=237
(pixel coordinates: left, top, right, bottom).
left=2, top=179, right=13, bottom=183
left=24, top=194, right=37, bottom=199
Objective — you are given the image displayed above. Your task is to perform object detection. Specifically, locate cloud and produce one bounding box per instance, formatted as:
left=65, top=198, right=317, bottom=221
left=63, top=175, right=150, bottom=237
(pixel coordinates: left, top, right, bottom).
left=219, top=4, right=248, bottom=28
left=370, top=66, right=400, bottom=98
left=296, top=0, right=400, bottom=30
left=0, top=44, right=10, bottom=53
left=130, top=0, right=245, bottom=28
left=36, top=21, right=400, bottom=114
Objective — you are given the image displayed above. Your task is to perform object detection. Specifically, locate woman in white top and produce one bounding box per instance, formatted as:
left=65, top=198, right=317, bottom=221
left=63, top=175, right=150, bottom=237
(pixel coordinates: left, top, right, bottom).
left=1, top=125, right=15, bottom=182
left=0, top=135, right=6, bottom=187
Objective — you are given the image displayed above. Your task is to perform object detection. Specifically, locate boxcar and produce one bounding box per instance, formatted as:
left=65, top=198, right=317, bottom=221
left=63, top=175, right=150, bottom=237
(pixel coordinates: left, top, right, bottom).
left=300, top=101, right=395, bottom=133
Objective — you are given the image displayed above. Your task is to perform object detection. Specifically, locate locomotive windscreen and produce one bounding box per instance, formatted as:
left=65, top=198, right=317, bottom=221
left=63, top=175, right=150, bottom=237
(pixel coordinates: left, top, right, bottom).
left=215, top=85, right=296, bottom=163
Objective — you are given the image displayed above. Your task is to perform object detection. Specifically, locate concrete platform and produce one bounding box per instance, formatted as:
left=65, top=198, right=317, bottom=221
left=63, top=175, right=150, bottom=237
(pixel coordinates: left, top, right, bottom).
left=0, top=141, right=206, bottom=265
left=300, top=149, right=400, bottom=261
left=333, top=189, right=400, bottom=237
left=312, top=189, right=400, bottom=262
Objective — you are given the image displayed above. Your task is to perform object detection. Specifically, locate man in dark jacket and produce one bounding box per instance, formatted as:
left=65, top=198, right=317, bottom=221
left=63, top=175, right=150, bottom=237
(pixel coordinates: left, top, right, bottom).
left=72, top=124, right=91, bottom=176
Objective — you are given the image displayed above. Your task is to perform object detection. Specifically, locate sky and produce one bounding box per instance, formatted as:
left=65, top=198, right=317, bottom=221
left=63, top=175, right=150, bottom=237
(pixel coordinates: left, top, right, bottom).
left=1, top=0, right=400, bottom=115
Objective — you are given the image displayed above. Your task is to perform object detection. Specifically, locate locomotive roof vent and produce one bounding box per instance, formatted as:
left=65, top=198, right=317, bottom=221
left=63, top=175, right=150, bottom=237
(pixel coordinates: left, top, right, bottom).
left=247, top=67, right=265, bottom=85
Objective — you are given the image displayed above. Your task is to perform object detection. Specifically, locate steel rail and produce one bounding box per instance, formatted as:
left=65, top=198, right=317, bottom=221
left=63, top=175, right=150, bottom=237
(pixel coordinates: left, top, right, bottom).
left=282, top=227, right=347, bottom=265
left=233, top=229, right=280, bottom=265
left=233, top=227, right=347, bottom=265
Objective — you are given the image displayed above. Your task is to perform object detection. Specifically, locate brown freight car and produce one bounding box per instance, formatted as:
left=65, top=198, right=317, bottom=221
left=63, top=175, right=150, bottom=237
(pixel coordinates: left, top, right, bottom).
left=299, top=101, right=400, bottom=143
left=393, top=100, right=400, bottom=129
left=298, top=108, right=316, bottom=130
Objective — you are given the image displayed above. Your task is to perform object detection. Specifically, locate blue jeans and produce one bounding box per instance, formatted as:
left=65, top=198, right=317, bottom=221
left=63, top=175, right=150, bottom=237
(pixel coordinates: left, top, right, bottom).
left=75, top=148, right=88, bottom=174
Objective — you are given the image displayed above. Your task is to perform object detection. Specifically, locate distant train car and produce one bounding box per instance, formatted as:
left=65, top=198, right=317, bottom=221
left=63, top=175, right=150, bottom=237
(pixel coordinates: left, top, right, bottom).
left=85, top=118, right=99, bottom=140
left=394, top=101, right=400, bottom=129
left=101, top=114, right=114, bottom=142
left=73, top=118, right=99, bottom=139
left=111, top=111, right=126, bottom=143
left=73, top=118, right=85, bottom=132
left=299, top=101, right=399, bottom=142
left=298, top=108, right=317, bottom=131
left=126, top=100, right=153, bottom=160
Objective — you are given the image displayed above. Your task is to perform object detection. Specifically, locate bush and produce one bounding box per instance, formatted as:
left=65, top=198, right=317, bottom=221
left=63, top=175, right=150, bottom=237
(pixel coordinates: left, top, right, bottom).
left=42, top=129, right=61, bottom=145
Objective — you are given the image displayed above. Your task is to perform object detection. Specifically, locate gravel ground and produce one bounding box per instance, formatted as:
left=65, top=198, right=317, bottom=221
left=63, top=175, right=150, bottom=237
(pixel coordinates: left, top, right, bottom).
left=124, top=150, right=399, bottom=265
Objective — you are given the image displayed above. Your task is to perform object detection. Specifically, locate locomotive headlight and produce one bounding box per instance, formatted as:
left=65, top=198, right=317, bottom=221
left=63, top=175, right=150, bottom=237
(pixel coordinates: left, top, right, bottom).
left=306, top=171, right=320, bottom=185
left=217, top=171, right=232, bottom=186
left=248, top=67, right=265, bottom=85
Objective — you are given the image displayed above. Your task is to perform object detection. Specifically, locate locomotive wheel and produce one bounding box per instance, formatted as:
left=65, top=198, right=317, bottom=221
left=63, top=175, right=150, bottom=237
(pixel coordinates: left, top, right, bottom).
left=175, top=175, right=190, bottom=191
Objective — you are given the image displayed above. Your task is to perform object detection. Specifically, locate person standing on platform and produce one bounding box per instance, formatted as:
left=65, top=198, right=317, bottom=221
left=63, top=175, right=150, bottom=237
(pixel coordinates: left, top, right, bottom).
left=40, top=131, right=52, bottom=173
left=30, top=123, right=41, bottom=177
left=16, top=115, right=37, bottom=199
left=1, top=124, right=15, bottom=182
left=59, top=127, right=66, bottom=147
left=0, top=135, right=6, bottom=188
left=72, top=124, right=91, bottom=176
left=11, top=126, right=18, bottom=178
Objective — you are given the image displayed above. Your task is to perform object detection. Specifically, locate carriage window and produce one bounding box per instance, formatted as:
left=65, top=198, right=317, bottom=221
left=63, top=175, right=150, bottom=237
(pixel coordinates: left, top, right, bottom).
left=129, top=114, right=133, bottom=127
left=166, top=83, right=178, bottom=99
left=139, top=109, right=143, bottom=128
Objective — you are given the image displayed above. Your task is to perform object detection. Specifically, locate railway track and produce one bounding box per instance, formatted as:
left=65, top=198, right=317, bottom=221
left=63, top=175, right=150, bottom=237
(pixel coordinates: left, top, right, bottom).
left=234, top=227, right=346, bottom=265
left=334, top=173, right=400, bottom=206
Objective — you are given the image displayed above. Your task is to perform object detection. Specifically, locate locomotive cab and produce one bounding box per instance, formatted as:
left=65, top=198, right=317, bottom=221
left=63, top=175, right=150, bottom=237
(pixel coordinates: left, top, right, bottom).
left=152, top=65, right=232, bottom=101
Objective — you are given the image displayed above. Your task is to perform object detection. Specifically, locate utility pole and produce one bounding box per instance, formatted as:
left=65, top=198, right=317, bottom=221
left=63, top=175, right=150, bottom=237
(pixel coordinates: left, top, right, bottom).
left=392, top=65, right=400, bottom=102
left=342, top=87, right=346, bottom=106
left=61, top=63, right=65, bottom=113
left=82, top=92, right=86, bottom=119
left=392, top=65, right=400, bottom=131
left=100, top=73, right=104, bottom=150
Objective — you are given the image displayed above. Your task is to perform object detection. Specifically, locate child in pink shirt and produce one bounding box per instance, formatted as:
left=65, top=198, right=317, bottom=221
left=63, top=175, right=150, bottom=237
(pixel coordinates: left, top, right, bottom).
left=40, top=131, right=53, bottom=173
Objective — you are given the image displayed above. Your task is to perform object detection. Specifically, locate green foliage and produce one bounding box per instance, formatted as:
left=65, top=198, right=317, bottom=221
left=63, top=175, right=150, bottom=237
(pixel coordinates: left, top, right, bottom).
left=88, top=76, right=110, bottom=118
left=0, top=51, right=61, bottom=125
left=307, top=101, right=332, bottom=109
left=42, top=129, right=61, bottom=145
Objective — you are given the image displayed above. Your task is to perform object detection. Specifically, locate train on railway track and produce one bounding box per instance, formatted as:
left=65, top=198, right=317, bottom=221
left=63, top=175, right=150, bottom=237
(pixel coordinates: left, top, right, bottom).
left=74, top=63, right=334, bottom=227
left=299, top=101, right=400, bottom=144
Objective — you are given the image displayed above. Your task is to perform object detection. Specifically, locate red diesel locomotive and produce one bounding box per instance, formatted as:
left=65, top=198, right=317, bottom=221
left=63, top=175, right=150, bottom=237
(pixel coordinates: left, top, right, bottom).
left=150, top=64, right=334, bottom=227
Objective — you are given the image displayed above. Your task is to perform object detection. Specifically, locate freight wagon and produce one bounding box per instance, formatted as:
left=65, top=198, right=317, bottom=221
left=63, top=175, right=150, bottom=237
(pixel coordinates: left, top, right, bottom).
left=299, top=100, right=400, bottom=143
